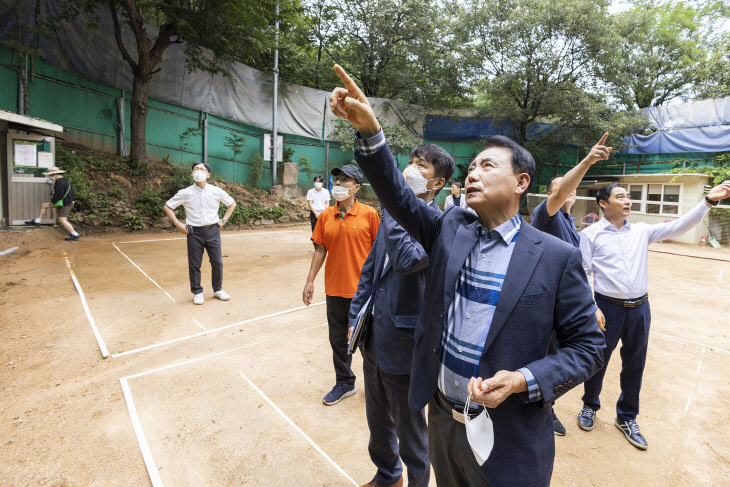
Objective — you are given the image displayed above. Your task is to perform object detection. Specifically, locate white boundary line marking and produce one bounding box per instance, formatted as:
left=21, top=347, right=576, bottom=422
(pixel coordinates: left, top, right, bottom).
left=115, top=230, right=305, bottom=245
left=112, top=244, right=176, bottom=303
left=296, top=323, right=327, bottom=333
left=192, top=318, right=206, bottom=331
left=63, top=252, right=109, bottom=358
left=683, top=348, right=707, bottom=417
left=696, top=348, right=705, bottom=374
left=684, top=391, right=693, bottom=416
left=650, top=331, right=730, bottom=355
left=239, top=371, right=357, bottom=486
left=121, top=340, right=271, bottom=381
left=719, top=269, right=724, bottom=283
left=112, top=302, right=325, bottom=358
left=120, top=378, right=164, bottom=487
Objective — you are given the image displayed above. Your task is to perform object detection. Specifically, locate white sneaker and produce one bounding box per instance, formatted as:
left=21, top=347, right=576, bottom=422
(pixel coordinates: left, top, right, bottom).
left=193, top=293, right=204, bottom=305
left=213, top=290, right=230, bottom=301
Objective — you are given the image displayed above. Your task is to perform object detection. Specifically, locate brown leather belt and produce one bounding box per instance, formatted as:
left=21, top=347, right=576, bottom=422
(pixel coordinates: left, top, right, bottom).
left=435, top=389, right=480, bottom=424
left=595, top=292, right=649, bottom=308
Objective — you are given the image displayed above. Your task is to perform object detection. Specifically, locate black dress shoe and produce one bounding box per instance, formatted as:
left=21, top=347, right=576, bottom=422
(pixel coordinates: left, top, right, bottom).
left=553, top=410, right=566, bottom=436
left=577, top=405, right=596, bottom=431
left=615, top=418, right=648, bottom=450
left=25, top=220, right=40, bottom=226
left=64, top=234, right=80, bottom=241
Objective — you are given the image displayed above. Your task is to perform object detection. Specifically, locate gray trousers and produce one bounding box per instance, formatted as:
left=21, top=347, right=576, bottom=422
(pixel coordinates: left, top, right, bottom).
left=428, top=393, right=491, bottom=486
left=186, top=225, right=223, bottom=295
left=362, top=331, right=429, bottom=487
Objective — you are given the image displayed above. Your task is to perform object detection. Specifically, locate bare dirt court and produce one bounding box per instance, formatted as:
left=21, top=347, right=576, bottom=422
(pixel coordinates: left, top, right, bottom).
left=1, top=225, right=729, bottom=486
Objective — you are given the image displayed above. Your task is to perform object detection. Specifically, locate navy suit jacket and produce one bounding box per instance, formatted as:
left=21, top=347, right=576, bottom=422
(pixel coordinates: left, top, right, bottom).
left=356, top=140, right=605, bottom=487
left=349, top=202, right=440, bottom=375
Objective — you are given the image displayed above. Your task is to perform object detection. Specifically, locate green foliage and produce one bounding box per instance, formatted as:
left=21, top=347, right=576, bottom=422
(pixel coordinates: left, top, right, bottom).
left=218, top=201, right=288, bottom=225
left=248, top=152, right=264, bottom=188
left=697, top=32, right=730, bottom=99
left=108, top=185, right=125, bottom=199
left=178, top=126, right=202, bottom=163
left=167, top=163, right=192, bottom=196
left=135, top=188, right=166, bottom=220
left=329, top=118, right=422, bottom=167
left=224, top=133, right=247, bottom=161
left=55, top=147, right=97, bottom=210
left=670, top=152, right=730, bottom=192
left=282, top=147, right=295, bottom=163
left=122, top=214, right=144, bottom=230
left=298, top=156, right=315, bottom=181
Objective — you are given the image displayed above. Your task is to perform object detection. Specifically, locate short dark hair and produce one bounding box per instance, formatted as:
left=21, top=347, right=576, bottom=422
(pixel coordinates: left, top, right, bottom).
left=596, top=183, right=626, bottom=208
left=451, top=181, right=462, bottom=188
left=192, top=161, right=212, bottom=173
left=314, top=176, right=324, bottom=183
left=410, top=144, right=455, bottom=181
left=479, top=135, right=536, bottom=201
left=546, top=174, right=564, bottom=193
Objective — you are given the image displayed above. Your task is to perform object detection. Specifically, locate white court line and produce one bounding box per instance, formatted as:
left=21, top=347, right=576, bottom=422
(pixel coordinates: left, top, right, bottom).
left=696, top=348, right=706, bottom=374
left=684, top=391, right=693, bottom=416
left=719, top=269, right=724, bottom=283
left=120, top=378, right=164, bottom=487
left=239, top=371, right=358, bottom=486
left=63, top=252, right=109, bottom=358
left=121, top=340, right=271, bottom=381
left=114, top=230, right=305, bottom=245
left=112, top=244, right=176, bottom=303
left=112, top=301, right=326, bottom=358
left=295, top=323, right=327, bottom=333
left=650, top=331, right=730, bottom=355
left=192, top=318, right=206, bottom=331
left=683, top=348, right=707, bottom=417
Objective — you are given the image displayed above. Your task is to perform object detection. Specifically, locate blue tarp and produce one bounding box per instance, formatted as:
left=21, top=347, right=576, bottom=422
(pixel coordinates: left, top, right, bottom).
left=425, top=115, right=554, bottom=142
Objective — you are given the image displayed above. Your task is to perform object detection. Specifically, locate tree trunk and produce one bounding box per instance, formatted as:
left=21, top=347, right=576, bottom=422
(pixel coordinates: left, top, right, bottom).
left=129, top=69, right=150, bottom=166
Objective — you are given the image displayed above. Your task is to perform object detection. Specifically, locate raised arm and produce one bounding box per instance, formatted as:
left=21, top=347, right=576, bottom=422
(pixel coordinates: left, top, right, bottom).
left=546, top=133, right=611, bottom=216
left=329, top=65, right=441, bottom=251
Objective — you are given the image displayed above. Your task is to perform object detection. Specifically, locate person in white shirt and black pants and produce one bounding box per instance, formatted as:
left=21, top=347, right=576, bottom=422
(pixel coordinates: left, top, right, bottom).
left=306, top=176, right=331, bottom=248
left=164, top=161, right=237, bottom=305
left=577, top=180, right=730, bottom=450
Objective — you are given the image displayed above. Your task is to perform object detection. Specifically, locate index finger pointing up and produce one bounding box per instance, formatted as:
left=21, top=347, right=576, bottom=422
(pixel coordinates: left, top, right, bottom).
left=598, top=132, right=609, bottom=146
left=334, top=64, right=364, bottom=97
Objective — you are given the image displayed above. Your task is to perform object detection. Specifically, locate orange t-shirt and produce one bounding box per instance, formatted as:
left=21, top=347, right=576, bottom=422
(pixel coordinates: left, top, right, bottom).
left=311, top=199, right=380, bottom=298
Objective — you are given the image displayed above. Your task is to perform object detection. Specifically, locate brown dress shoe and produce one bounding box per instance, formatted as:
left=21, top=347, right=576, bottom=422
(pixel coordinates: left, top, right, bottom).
left=361, top=476, right=403, bottom=487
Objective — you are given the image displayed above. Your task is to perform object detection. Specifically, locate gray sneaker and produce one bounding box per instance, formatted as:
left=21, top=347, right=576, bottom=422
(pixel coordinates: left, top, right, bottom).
left=577, top=405, right=596, bottom=431
left=615, top=418, right=648, bottom=450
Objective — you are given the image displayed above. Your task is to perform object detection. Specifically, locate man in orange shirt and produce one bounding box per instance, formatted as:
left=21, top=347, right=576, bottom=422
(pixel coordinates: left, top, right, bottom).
left=303, top=164, right=380, bottom=405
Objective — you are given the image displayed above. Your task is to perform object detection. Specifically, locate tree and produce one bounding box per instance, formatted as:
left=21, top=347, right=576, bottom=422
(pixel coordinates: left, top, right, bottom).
left=696, top=32, right=730, bottom=99
left=55, top=0, right=290, bottom=167
left=329, top=118, right=422, bottom=167
left=603, top=0, right=722, bottom=109
left=457, top=0, right=651, bottom=165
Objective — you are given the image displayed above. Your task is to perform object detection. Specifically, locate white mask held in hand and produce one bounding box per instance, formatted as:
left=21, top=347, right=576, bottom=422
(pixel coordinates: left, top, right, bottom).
left=404, top=165, right=436, bottom=196
left=464, top=392, right=494, bottom=466
left=193, top=170, right=208, bottom=182
left=331, top=186, right=352, bottom=201
left=314, top=182, right=323, bottom=189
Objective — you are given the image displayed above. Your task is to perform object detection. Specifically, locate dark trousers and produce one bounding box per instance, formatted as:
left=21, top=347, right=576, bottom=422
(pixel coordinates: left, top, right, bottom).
left=186, top=225, right=223, bottom=295
left=310, top=211, right=318, bottom=249
left=582, top=298, right=651, bottom=422
left=362, top=331, right=429, bottom=487
left=428, top=393, right=491, bottom=486
left=326, top=295, right=356, bottom=386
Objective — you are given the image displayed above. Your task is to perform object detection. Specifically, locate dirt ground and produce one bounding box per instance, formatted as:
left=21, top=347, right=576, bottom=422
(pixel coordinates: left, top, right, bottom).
left=1, top=225, right=729, bottom=486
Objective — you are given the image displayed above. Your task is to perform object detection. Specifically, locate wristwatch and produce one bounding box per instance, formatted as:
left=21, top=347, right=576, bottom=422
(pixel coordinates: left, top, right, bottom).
left=220, top=218, right=227, bottom=223
left=704, top=195, right=719, bottom=207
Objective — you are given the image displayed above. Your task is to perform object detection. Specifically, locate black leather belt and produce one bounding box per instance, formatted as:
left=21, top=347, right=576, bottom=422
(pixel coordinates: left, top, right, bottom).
left=192, top=224, right=215, bottom=230
left=435, top=389, right=481, bottom=424
left=595, top=292, right=648, bottom=308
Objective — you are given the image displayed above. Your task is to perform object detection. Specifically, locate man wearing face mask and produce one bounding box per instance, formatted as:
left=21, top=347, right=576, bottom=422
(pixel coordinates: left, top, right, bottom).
left=307, top=176, right=331, bottom=249
left=329, top=65, right=604, bottom=487
left=164, top=161, right=237, bottom=305
left=303, top=164, right=380, bottom=406
left=347, top=145, right=454, bottom=487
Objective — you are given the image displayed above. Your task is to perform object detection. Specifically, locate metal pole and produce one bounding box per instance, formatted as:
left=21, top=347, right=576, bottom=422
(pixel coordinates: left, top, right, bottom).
left=324, top=141, right=329, bottom=180
left=202, top=112, right=208, bottom=163
left=118, top=90, right=127, bottom=157
left=271, top=3, right=279, bottom=186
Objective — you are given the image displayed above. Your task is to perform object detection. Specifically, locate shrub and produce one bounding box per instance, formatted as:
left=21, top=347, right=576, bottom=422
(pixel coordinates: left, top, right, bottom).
left=122, top=214, right=144, bottom=230
left=135, top=188, right=166, bottom=220
left=248, top=153, right=264, bottom=188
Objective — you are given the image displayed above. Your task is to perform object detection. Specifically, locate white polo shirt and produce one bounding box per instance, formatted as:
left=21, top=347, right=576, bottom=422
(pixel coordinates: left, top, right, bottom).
left=166, top=183, right=235, bottom=226
left=306, top=187, right=331, bottom=213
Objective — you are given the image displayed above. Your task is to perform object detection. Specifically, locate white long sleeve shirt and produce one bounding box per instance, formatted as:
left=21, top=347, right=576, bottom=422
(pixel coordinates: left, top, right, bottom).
left=165, top=183, right=234, bottom=226
left=579, top=200, right=711, bottom=300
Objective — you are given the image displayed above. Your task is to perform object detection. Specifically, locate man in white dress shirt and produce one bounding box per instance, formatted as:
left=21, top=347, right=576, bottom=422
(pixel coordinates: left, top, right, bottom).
left=577, top=180, right=730, bottom=449
left=164, top=161, right=237, bottom=305
left=307, top=176, right=331, bottom=248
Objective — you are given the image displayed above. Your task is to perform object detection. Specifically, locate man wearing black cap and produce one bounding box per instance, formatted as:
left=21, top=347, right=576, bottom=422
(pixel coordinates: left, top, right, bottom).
left=303, top=164, right=380, bottom=405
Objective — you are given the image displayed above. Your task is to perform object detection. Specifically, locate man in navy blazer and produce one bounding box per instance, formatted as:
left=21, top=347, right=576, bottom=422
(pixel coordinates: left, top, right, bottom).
left=349, top=143, right=454, bottom=487
left=330, top=65, right=605, bottom=487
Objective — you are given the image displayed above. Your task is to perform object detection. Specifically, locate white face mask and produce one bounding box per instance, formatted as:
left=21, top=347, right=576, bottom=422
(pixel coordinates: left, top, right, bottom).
left=404, top=165, right=437, bottom=196
left=193, top=170, right=208, bottom=182
left=463, top=393, right=494, bottom=466
left=331, top=185, right=352, bottom=201
left=314, top=182, right=323, bottom=189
